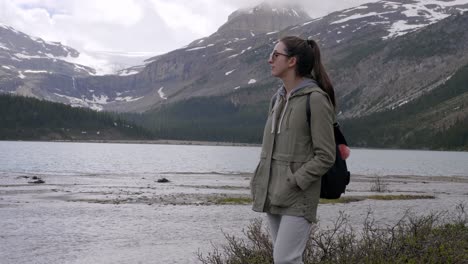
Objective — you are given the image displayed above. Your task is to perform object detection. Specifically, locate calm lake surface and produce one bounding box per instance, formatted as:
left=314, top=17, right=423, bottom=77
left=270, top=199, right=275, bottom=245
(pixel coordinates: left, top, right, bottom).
left=1, top=141, right=467, bottom=264
left=0, top=141, right=467, bottom=177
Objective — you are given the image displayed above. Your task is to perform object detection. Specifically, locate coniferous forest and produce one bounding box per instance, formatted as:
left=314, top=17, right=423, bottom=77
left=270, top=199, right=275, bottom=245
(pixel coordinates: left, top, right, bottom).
left=1, top=84, right=467, bottom=150
left=0, top=94, right=153, bottom=140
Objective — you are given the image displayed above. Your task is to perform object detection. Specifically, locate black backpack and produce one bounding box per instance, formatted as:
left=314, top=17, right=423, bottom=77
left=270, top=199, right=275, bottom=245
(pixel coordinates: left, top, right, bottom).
left=305, top=93, right=350, bottom=199
left=271, top=92, right=351, bottom=199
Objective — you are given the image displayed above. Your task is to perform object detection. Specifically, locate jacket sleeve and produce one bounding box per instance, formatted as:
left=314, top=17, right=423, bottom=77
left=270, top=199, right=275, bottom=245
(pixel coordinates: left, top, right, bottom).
left=292, top=92, right=336, bottom=191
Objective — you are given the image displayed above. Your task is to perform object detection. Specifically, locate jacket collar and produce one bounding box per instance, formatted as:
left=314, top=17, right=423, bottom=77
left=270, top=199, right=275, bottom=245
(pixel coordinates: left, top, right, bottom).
left=277, top=78, right=319, bottom=99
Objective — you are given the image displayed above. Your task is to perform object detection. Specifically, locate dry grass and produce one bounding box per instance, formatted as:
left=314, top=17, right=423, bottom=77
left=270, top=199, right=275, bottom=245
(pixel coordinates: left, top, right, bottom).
left=209, top=194, right=436, bottom=205
left=198, top=204, right=468, bottom=264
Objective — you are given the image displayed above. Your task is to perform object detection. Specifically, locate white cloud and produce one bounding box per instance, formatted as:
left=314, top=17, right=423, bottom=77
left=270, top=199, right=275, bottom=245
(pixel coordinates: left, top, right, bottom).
left=70, top=0, right=143, bottom=26
left=150, top=0, right=216, bottom=36
left=0, top=0, right=384, bottom=71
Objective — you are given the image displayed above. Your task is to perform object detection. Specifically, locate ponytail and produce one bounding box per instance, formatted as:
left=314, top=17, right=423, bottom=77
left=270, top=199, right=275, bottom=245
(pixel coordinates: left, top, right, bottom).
left=306, top=39, right=336, bottom=107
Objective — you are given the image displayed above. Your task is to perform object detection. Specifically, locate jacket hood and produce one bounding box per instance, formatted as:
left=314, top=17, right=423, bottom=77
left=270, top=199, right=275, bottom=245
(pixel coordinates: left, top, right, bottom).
left=277, top=78, right=320, bottom=98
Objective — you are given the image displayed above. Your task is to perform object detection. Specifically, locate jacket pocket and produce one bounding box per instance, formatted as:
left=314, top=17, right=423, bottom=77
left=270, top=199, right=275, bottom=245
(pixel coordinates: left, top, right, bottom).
left=270, top=164, right=300, bottom=207
left=250, top=160, right=263, bottom=199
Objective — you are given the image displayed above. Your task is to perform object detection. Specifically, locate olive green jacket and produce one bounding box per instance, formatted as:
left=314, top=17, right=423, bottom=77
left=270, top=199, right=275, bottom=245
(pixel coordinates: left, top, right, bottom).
left=250, top=80, right=336, bottom=223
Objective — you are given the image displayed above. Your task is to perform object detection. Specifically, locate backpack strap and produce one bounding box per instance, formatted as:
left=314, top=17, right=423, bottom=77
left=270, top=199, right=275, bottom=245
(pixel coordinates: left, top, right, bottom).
left=306, top=93, right=311, bottom=127
left=334, top=123, right=348, bottom=146
left=305, top=93, right=348, bottom=146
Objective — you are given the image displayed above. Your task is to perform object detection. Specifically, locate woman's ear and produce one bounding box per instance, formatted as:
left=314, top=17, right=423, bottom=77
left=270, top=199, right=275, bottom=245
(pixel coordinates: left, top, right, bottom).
left=288, top=56, right=297, bottom=68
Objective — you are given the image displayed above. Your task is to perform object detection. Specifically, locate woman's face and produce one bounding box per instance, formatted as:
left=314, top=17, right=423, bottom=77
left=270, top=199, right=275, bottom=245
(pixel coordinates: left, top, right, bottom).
left=268, top=41, right=292, bottom=78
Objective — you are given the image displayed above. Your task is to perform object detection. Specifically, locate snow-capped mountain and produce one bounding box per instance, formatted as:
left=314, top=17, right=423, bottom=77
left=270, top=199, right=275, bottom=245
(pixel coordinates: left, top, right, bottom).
left=0, top=23, right=152, bottom=111
left=0, top=23, right=94, bottom=77
left=129, top=0, right=468, bottom=115
left=287, top=0, right=468, bottom=48
left=2, top=0, right=468, bottom=118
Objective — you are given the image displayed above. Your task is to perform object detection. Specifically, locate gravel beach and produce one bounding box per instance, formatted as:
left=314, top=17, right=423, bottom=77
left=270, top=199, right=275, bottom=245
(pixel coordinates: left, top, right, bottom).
left=1, top=171, right=467, bottom=264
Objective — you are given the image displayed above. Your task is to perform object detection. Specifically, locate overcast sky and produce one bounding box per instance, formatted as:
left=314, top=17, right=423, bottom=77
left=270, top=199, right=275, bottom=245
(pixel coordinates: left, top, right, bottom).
left=0, top=0, right=378, bottom=71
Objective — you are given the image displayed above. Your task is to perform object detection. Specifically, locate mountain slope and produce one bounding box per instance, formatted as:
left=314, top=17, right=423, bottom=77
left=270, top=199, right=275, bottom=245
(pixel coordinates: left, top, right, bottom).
left=2, top=1, right=467, bottom=115
left=128, top=0, right=468, bottom=114
left=126, top=9, right=468, bottom=149
left=0, top=94, right=153, bottom=140
left=328, top=10, right=468, bottom=118
left=2, top=1, right=468, bottom=149
left=341, top=61, right=468, bottom=150
left=0, top=23, right=95, bottom=77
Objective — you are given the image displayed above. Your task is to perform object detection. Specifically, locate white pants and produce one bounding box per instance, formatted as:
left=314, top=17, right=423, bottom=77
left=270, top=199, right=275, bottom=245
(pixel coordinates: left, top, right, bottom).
left=267, top=213, right=312, bottom=264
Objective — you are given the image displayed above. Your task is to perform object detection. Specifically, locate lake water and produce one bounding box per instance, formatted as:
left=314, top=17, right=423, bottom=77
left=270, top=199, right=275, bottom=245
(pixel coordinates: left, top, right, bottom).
left=0, top=141, right=467, bottom=177
left=1, top=141, right=467, bottom=264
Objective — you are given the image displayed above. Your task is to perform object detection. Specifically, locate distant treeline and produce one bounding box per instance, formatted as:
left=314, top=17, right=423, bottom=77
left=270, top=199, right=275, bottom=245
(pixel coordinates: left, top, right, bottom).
left=125, top=95, right=269, bottom=143
left=2, top=68, right=466, bottom=150
left=0, top=94, right=154, bottom=140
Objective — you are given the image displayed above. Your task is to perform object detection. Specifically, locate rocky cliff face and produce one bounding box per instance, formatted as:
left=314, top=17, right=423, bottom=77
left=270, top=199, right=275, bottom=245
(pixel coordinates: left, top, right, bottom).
left=215, top=2, right=310, bottom=38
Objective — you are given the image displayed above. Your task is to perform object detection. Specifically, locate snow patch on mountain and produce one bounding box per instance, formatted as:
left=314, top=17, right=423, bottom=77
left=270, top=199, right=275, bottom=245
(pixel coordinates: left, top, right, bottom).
left=225, top=69, right=236, bottom=76
left=53, top=93, right=106, bottom=111
left=302, top=17, right=323, bottom=26
left=332, top=11, right=396, bottom=24
left=158, top=87, right=168, bottom=100
left=24, top=70, right=48, bottom=74
left=383, top=20, right=426, bottom=39
left=119, top=70, right=139, bottom=76
left=115, top=96, right=144, bottom=102
left=402, top=3, right=451, bottom=22
left=186, top=46, right=206, bottom=51
left=343, top=5, right=369, bottom=13
left=219, top=48, right=234, bottom=53
left=91, top=94, right=109, bottom=104
left=0, top=43, right=9, bottom=50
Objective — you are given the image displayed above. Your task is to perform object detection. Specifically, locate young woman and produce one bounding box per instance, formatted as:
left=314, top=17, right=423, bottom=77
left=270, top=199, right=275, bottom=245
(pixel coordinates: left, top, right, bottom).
left=250, top=36, right=336, bottom=264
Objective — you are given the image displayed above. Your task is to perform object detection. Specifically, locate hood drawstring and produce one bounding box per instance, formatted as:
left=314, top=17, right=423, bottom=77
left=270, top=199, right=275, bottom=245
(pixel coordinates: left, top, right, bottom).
left=270, top=78, right=319, bottom=134
left=270, top=95, right=281, bottom=134
left=270, top=93, right=289, bottom=134
left=277, top=95, right=290, bottom=134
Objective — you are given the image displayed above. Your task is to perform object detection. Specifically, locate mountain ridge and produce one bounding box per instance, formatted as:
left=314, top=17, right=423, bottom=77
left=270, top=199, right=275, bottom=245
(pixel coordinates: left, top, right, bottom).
left=2, top=1, right=468, bottom=115
left=1, top=1, right=468, bottom=149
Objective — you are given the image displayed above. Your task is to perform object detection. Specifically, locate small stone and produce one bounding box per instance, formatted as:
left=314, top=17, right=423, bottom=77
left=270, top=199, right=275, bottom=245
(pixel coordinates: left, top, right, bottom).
left=28, top=179, right=45, bottom=184
left=157, top=178, right=170, bottom=183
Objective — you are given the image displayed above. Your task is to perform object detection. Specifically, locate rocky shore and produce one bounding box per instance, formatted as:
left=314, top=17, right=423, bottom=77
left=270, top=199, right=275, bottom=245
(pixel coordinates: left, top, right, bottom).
left=1, top=172, right=467, bottom=263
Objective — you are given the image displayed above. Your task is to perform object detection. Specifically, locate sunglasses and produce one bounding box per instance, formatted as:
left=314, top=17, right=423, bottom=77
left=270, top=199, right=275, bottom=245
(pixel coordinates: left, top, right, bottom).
left=269, top=50, right=290, bottom=61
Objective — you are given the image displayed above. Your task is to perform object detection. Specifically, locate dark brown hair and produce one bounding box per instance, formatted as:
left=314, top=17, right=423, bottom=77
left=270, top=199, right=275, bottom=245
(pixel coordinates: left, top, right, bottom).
left=280, top=36, right=336, bottom=107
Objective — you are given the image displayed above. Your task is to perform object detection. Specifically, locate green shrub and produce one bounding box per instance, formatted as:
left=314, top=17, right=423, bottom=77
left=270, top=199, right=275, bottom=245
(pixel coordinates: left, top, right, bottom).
left=198, top=205, right=468, bottom=264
